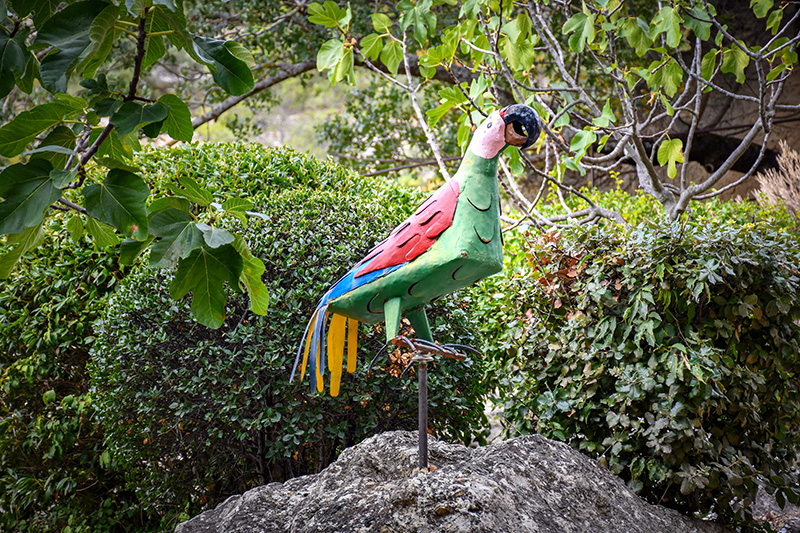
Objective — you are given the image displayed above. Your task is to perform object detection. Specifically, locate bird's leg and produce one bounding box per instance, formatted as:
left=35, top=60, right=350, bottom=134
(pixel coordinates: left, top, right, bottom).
left=383, top=297, right=403, bottom=344
left=405, top=306, right=433, bottom=342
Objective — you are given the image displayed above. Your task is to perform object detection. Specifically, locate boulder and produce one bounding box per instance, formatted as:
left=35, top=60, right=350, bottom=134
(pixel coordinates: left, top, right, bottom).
left=176, top=430, right=729, bottom=533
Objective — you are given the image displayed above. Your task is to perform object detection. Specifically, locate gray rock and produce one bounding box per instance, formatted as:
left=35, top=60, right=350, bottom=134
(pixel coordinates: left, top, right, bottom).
left=176, top=430, right=729, bottom=533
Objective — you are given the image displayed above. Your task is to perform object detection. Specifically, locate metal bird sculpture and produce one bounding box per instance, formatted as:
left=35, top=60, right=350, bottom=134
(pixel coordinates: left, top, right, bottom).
left=291, top=104, right=541, bottom=396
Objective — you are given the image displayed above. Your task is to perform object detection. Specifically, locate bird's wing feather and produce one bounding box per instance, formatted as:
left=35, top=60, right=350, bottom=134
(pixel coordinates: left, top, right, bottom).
left=355, top=179, right=460, bottom=278
left=321, top=179, right=460, bottom=303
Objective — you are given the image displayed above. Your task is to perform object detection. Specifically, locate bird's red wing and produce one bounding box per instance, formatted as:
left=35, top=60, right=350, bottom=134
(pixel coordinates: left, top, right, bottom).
left=355, top=180, right=461, bottom=278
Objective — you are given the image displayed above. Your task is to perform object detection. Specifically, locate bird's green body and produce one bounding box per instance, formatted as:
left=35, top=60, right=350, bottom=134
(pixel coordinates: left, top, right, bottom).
left=327, top=152, right=502, bottom=336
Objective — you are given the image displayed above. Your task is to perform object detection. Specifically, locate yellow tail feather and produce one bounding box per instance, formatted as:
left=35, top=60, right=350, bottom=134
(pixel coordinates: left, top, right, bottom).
left=346, top=318, right=358, bottom=373
left=328, top=314, right=347, bottom=396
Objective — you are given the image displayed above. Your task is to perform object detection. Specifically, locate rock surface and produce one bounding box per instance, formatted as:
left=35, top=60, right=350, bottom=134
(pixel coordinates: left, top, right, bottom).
left=176, top=431, right=729, bottom=533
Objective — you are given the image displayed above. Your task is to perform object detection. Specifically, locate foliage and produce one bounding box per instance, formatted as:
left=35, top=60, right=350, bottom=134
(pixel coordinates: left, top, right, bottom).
left=309, top=0, right=799, bottom=221
left=532, top=181, right=798, bottom=229
left=475, top=217, right=800, bottom=525
left=0, top=0, right=266, bottom=328
left=0, top=225, right=141, bottom=532
left=89, top=143, right=491, bottom=525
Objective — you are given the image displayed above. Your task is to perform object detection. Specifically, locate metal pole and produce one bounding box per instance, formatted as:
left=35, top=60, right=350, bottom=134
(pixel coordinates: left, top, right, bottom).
left=418, top=359, right=428, bottom=471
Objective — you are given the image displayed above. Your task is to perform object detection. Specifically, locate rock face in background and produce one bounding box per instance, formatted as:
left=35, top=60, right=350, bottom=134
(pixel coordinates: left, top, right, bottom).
left=176, top=431, right=729, bottom=533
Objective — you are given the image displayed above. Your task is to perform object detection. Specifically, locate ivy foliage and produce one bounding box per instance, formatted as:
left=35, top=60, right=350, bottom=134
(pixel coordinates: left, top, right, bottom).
left=478, top=219, right=800, bottom=525
left=88, top=143, right=491, bottom=524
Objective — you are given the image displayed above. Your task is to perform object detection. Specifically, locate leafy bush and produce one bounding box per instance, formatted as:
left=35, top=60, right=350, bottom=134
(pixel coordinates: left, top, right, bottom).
left=0, top=226, right=141, bottom=532
left=534, top=180, right=797, bottom=229
left=89, top=144, right=491, bottom=525
left=476, top=220, right=800, bottom=525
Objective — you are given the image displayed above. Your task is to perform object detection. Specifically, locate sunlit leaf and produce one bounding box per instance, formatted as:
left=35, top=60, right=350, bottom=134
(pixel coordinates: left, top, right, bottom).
left=170, top=244, right=243, bottom=328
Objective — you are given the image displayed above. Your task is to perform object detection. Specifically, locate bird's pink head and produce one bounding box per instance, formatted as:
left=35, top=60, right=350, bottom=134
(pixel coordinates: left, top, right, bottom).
left=468, top=104, right=541, bottom=159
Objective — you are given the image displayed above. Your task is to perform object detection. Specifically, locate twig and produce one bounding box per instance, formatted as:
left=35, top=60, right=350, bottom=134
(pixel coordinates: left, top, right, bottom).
left=401, top=32, right=451, bottom=181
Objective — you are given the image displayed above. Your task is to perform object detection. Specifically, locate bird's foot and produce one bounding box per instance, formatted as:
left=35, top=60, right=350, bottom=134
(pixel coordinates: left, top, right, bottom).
left=390, top=336, right=479, bottom=361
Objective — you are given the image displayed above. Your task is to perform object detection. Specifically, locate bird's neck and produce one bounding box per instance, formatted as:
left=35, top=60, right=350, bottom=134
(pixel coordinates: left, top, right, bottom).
left=453, top=151, right=500, bottom=193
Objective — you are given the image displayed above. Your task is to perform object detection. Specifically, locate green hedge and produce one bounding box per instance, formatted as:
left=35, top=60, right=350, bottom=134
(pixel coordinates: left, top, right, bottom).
left=476, top=220, right=800, bottom=526
left=88, top=144, right=491, bottom=526
left=0, top=226, right=141, bottom=532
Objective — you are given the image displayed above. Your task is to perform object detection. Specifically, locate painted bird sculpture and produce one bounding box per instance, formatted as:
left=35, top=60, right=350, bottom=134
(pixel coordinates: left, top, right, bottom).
left=291, top=104, right=541, bottom=396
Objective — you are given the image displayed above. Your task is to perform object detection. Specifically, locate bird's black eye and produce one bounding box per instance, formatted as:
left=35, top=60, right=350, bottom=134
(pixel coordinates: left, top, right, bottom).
left=486, top=121, right=492, bottom=129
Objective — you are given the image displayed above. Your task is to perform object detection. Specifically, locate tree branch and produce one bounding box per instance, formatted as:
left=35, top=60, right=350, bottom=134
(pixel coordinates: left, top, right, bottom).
left=191, top=61, right=317, bottom=129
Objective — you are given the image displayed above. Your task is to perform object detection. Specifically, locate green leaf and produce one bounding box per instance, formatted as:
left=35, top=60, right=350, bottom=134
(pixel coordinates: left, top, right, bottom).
left=652, top=6, right=681, bottom=48
left=0, top=100, right=84, bottom=157
left=317, top=39, right=344, bottom=72
left=683, top=6, right=712, bottom=41
left=170, top=175, right=212, bottom=206
left=65, top=214, right=83, bottom=243
left=360, top=34, right=383, bottom=62
left=170, top=244, right=243, bottom=328
left=501, top=13, right=531, bottom=44
left=329, top=46, right=354, bottom=85
left=142, top=21, right=166, bottom=70
left=562, top=12, right=595, bottom=53
left=766, top=8, right=784, bottom=34
left=0, top=160, right=59, bottom=234
left=84, top=216, right=119, bottom=247
left=569, top=130, right=597, bottom=159
left=29, top=125, right=76, bottom=170
left=399, top=0, right=436, bottom=46
left=592, top=99, right=616, bottom=127
left=28, top=0, right=62, bottom=27
left=372, top=12, right=392, bottom=33
left=380, top=39, right=403, bottom=75
left=193, top=36, right=255, bottom=96
left=148, top=195, right=190, bottom=214
left=701, top=49, right=718, bottom=81
left=232, top=235, right=268, bottom=315
left=81, top=4, right=118, bottom=76
left=308, top=1, right=348, bottom=28
left=657, top=138, right=684, bottom=179
left=109, top=102, right=169, bottom=137
left=750, top=0, right=773, bottom=18
left=225, top=40, right=255, bottom=68
left=621, top=18, right=652, bottom=57
left=50, top=168, right=77, bottom=188
left=158, top=94, right=193, bottom=142
left=95, top=129, right=133, bottom=161
left=196, top=222, right=235, bottom=248
left=0, top=222, right=45, bottom=279
left=648, top=58, right=683, bottom=97
left=35, top=0, right=109, bottom=93
left=219, top=199, right=250, bottom=224
left=82, top=169, right=150, bottom=239
left=0, top=35, right=25, bottom=98
left=43, top=389, right=56, bottom=404
left=119, top=235, right=153, bottom=265
left=721, top=45, right=750, bottom=84
left=148, top=207, right=203, bottom=268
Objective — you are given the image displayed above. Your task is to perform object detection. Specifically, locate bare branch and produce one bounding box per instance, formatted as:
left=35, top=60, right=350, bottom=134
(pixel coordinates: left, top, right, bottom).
left=191, top=61, right=317, bottom=129
left=401, top=33, right=451, bottom=181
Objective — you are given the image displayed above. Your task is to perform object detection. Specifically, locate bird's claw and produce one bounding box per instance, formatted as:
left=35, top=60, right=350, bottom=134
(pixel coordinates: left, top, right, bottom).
left=391, top=336, right=475, bottom=361
left=370, top=336, right=481, bottom=377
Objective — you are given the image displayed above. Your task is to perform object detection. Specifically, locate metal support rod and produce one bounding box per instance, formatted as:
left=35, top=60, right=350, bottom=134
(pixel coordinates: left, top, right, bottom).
left=418, top=360, right=428, bottom=471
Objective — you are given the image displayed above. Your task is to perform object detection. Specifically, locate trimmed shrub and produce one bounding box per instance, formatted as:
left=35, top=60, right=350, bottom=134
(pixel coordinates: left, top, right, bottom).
left=477, top=221, right=800, bottom=525
left=89, top=144, right=490, bottom=525
left=0, top=226, right=141, bottom=532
